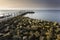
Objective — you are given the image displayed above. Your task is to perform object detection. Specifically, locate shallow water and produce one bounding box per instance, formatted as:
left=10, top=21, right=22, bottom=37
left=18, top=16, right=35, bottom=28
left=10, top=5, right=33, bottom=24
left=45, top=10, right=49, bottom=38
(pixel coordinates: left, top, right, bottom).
left=25, top=10, right=60, bottom=23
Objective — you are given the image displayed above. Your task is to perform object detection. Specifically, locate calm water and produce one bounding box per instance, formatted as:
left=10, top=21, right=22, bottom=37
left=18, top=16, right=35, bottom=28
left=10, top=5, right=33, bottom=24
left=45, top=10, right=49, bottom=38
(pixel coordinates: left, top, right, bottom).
left=25, top=10, right=60, bottom=23
left=0, top=10, right=60, bottom=23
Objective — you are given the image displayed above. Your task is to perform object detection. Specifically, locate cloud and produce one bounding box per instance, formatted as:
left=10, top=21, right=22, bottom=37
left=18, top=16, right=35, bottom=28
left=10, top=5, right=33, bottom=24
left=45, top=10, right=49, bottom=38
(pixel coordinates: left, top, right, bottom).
left=0, top=0, right=60, bottom=8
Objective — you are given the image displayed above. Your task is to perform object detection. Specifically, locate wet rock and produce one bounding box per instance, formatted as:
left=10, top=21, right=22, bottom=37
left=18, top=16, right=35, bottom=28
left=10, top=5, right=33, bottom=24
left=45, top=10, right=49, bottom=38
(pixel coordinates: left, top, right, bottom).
left=0, top=16, right=60, bottom=40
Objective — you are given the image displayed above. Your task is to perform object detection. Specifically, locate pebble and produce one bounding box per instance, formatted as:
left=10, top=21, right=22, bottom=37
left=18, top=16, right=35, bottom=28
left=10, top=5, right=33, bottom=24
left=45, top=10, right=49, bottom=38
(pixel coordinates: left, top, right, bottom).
left=0, top=16, right=60, bottom=40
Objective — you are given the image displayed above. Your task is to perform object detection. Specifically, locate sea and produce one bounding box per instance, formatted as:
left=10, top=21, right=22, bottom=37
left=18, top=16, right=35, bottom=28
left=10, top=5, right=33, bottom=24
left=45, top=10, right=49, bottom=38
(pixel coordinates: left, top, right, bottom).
left=25, top=10, right=60, bottom=23
left=0, top=10, right=60, bottom=23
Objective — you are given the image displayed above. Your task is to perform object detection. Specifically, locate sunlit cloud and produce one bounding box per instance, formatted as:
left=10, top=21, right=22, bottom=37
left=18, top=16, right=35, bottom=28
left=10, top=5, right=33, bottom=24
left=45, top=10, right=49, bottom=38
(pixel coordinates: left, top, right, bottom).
left=0, top=0, right=60, bottom=9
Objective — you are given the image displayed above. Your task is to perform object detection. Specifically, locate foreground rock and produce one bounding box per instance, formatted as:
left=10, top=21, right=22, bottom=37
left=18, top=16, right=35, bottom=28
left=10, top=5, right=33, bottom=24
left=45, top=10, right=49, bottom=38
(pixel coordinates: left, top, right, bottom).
left=0, top=16, right=60, bottom=40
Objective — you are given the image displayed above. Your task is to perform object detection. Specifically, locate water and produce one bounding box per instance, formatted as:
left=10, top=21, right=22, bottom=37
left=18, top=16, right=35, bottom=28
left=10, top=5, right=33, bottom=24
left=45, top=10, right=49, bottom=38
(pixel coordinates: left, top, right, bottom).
left=0, top=10, right=34, bottom=22
left=0, top=10, right=60, bottom=23
left=25, top=10, right=60, bottom=23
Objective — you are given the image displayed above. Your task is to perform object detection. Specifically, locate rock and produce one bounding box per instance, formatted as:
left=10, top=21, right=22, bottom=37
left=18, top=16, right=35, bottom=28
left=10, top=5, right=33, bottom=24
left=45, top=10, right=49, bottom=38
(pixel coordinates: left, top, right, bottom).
left=0, top=15, right=60, bottom=40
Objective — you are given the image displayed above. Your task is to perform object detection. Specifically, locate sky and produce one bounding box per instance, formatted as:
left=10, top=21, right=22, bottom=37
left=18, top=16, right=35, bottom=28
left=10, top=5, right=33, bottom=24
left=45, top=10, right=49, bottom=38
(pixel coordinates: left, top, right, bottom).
left=0, top=0, right=60, bottom=9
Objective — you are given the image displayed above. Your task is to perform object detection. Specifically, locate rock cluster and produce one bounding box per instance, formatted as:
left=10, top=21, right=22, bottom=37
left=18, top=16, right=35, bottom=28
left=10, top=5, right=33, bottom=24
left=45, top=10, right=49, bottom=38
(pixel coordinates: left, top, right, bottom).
left=0, top=16, right=60, bottom=40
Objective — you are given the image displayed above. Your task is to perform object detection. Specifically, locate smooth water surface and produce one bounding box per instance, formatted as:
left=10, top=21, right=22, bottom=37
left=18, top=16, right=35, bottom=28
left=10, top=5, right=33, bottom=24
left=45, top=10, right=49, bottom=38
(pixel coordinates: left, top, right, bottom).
left=25, top=10, right=60, bottom=23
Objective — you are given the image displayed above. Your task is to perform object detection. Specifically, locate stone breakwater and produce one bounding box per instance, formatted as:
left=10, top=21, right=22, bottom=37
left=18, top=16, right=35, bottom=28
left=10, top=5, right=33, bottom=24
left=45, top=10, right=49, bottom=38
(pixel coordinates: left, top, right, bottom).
left=0, top=16, right=60, bottom=40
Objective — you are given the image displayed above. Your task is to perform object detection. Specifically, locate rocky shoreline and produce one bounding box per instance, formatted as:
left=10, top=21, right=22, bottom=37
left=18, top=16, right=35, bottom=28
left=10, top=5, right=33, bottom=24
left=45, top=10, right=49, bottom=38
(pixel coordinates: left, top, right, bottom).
left=0, top=16, right=60, bottom=40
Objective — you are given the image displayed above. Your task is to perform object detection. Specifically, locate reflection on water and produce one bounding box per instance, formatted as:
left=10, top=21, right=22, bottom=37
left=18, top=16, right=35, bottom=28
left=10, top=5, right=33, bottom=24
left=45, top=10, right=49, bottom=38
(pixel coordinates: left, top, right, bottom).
left=25, top=10, right=60, bottom=23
